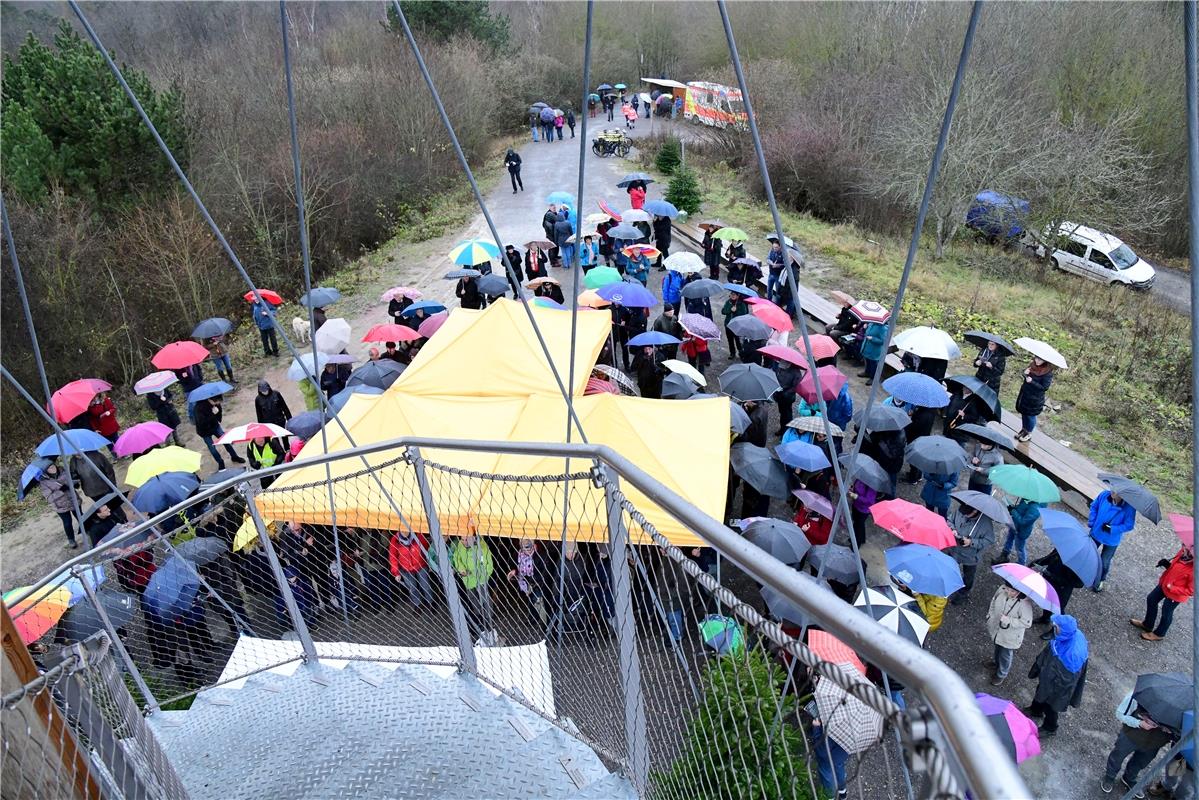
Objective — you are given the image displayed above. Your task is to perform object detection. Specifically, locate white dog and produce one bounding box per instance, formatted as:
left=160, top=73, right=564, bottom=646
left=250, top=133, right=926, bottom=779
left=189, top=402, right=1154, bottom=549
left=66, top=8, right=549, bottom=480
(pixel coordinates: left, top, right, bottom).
left=292, top=317, right=311, bottom=344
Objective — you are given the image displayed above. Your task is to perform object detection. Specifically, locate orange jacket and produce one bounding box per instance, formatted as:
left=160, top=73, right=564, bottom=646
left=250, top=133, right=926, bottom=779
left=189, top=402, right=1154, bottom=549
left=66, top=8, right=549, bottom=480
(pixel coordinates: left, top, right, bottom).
left=1160, top=548, right=1194, bottom=603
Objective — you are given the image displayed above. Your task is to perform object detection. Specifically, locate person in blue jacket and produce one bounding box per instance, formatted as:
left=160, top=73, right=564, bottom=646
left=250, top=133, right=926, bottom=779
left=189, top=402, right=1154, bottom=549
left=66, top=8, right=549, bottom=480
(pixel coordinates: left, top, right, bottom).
left=1089, top=489, right=1137, bottom=591
left=858, top=321, right=888, bottom=386
left=661, top=269, right=685, bottom=310
left=252, top=300, right=279, bottom=356
left=920, top=470, right=958, bottom=518
left=826, top=383, right=854, bottom=430
left=997, top=498, right=1044, bottom=566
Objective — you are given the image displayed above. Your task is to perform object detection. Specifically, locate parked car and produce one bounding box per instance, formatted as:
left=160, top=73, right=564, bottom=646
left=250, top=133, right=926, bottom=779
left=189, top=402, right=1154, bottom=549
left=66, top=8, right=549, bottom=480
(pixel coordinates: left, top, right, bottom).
left=1038, top=222, right=1156, bottom=288
left=965, top=190, right=1030, bottom=243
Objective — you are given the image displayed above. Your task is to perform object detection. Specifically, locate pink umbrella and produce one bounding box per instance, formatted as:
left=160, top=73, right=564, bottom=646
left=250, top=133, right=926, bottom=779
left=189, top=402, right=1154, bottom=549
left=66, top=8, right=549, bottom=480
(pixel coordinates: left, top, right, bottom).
left=991, top=563, right=1061, bottom=613
left=1169, top=513, right=1194, bottom=547
left=585, top=377, right=619, bottom=395
left=758, top=344, right=807, bottom=369
left=362, top=323, right=421, bottom=343
left=849, top=299, right=890, bottom=324
left=151, top=340, right=210, bottom=370
left=113, top=421, right=174, bottom=457
left=418, top=312, right=449, bottom=338
left=797, top=366, right=848, bottom=403
left=792, top=489, right=834, bottom=520
left=216, top=422, right=293, bottom=445
left=746, top=298, right=794, bottom=332
left=976, top=693, right=1041, bottom=764
left=870, top=499, right=956, bottom=549
left=49, top=378, right=112, bottom=422
left=380, top=286, right=422, bottom=303
left=134, top=371, right=178, bottom=395
left=679, top=313, right=721, bottom=341
left=794, top=334, right=841, bottom=361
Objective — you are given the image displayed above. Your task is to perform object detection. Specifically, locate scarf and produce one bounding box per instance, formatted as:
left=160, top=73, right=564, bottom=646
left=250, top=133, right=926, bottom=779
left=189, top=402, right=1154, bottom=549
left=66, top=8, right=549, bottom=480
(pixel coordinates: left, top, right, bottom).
left=1028, top=360, right=1054, bottom=377
left=516, top=549, right=535, bottom=593
left=1049, top=614, right=1088, bottom=673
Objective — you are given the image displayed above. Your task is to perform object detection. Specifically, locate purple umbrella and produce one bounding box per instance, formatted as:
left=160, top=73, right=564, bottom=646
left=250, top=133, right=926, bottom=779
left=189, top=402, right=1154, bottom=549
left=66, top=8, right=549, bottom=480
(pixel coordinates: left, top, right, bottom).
left=991, top=563, right=1061, bottom=613
left=597, top=282, right=657, bottom=308
left=325, top=353, right=356, bottom=365
left=680, top=313, right=721, bottom=341
left=113, top=422, right=174, bottom=458
left=791, top=489, right=834, bottom=520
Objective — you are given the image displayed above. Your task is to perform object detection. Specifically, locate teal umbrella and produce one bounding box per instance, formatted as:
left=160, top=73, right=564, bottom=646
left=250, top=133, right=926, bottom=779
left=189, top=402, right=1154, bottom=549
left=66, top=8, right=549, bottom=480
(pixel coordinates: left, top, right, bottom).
left=583, top=266, right=622, bottom=289
left=698, top=614, right=744, bottom=655
left=988, top=464, right=1061, bottom=503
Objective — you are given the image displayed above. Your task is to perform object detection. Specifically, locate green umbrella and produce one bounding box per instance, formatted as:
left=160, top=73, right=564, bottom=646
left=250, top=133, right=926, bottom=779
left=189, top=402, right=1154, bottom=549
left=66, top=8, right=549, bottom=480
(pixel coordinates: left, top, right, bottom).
left=698, top=614, right=745, bottom=656
left=988, top=464, right=1061, bottom=503
left=584, top=266, right=622, bottom=290
left=713, top=227, right=749, bottom=242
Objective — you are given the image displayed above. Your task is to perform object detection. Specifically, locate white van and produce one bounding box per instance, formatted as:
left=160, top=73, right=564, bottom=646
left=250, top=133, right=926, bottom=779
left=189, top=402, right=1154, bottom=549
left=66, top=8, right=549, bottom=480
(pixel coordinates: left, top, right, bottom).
left=1040, top=223, right=1156, bottom=288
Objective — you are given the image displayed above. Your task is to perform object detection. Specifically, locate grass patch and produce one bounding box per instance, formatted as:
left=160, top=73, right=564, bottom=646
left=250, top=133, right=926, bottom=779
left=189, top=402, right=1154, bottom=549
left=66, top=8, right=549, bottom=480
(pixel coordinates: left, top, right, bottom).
left=690, top=161, right=1193, bottom=511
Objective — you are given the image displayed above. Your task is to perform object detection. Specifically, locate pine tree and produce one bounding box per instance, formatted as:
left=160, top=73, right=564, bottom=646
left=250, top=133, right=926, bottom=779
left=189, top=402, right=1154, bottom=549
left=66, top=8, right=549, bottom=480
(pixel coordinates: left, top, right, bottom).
left=655, top=137, right=682, bottom=175
left=666, top=166, right=703, bottom=216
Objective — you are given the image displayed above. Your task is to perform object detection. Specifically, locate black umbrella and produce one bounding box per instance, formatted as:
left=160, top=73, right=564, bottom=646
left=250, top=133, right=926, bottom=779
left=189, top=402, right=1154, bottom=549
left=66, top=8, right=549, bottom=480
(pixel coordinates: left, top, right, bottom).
left=760, top=584, right=815, bottom=628
left=681, top=278, right=725, bottom=299
left=191, top=317, right=233, bottom=339
left=963, top=330, right=1015, bottom=355
left=728, top=315, right=773, bottom=341
left=719, top=363, right=781, bottom=402
left=743, top=518, right=811, bottom=565
left=174, top=535, right=227, bottom=565
left=617, top=172, right=655, bottom=188
left=661, top=373, right=697, bottom=400
left=477, top=274, right=510, bottom=296
left=531, top=101, right=550, bottom=109
left=286, top=410, right=324, bottom=440
left=201, top=467, right=247, bottom=487
left=945, top=375, right=1001, bottom=420
left=853, top=405, right=910, bottom=432
left=806, top=543, right=860, bottom=584
left=838, top=453, right=891, bottom=494
left=58, top=590, right=138, bottom=642
left=730, top=443, right=791, bottom=499
left=955, top=423, right=1015, bottom=451
left=1133, top=672, right=1193, bottom=729
left=347, top=360, right=406, bottom=391
left=950, top=490, right=1013, bottom=527
left=1098, top=474, right=1162, bottom=524
left=131, top=472, right=200, bottom=515
left=81, top=492, right=124, bottom=524
left=905, top=436, right=968, bottom=474
left=97, top=524, right=155, bottom=552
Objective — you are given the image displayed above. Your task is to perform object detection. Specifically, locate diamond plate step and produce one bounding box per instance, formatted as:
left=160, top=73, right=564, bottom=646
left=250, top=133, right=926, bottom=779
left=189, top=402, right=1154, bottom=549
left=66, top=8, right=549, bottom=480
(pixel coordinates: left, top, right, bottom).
left=567, top=772, right=640, bottom=800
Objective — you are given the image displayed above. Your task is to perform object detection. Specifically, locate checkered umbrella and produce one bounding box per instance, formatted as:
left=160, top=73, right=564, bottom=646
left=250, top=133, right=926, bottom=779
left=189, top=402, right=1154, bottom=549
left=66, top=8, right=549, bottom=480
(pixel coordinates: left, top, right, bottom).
left=853, top=584, right=929, bottom=645
left=814, top=663, right=885, bottom=754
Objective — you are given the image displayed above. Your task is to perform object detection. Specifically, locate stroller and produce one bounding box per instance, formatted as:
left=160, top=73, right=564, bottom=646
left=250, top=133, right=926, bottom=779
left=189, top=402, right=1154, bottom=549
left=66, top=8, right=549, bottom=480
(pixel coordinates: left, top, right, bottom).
left=591, top=128, right=631, bottom=158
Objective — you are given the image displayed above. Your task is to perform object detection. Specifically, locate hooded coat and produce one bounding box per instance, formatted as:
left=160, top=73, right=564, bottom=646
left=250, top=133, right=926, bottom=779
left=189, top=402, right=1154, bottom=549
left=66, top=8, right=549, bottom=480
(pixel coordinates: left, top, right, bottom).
left=1088, top=490, right=1137, bottom=547
left=1029, top=618, right=1088, bottom=712
left=974, top=346, right=1007, bottom=390
left=255, top=384, right=292, bottom=427
left=389, top=532, right=429, bottom=575
left=38, top=468, right=78, bottom=513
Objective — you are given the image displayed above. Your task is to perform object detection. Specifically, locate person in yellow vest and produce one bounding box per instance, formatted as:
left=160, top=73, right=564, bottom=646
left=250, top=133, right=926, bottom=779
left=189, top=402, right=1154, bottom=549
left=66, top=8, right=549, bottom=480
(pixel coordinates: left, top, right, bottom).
left=247, top=436, right=285, bottom=488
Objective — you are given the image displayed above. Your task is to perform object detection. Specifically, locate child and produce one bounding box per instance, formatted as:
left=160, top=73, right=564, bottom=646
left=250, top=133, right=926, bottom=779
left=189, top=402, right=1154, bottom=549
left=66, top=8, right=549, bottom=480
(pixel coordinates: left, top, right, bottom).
left=622, top=102, right=637, bottom=129
left=986, top=584, right=1034, bottom=686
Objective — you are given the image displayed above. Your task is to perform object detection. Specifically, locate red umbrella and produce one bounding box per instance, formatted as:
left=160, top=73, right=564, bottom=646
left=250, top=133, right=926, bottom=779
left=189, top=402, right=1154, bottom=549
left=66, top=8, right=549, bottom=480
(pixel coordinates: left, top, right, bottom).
left=870, top=499, right=955, bottom=549
left=621, top=244, right=660, bottom=259
left=794, top=334, right=840, bottom=361
left=418, top=312, right=449, bottom=338
left=49, top=378, right=112, bottom=422
left=746, top=298, right=793, bottom=332
left=807, top=630, right=867, bottom=675
left=151, top=341, right=210, bottom=370
left=796, top=365, right=848, bottom=403
left=758, top=345, right=807, bottom=369
left=361, top=323, right=421, bottom=343
left=216, top=422, right=293, bottom=445
left=597, top=199, right=622, bottom=221
left=243, top=289, right=284, bottom=305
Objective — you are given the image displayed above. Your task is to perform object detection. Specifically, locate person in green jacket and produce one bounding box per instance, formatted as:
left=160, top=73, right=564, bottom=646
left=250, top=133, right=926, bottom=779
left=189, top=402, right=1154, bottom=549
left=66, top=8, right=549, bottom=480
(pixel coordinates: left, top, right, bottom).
left=721, top=295, right=749, bottom=360
left=298, top=378, right=320, bottom=412
left=451, top=533, right=494, bottom=636
left=859, top=321, right=889, bottom=386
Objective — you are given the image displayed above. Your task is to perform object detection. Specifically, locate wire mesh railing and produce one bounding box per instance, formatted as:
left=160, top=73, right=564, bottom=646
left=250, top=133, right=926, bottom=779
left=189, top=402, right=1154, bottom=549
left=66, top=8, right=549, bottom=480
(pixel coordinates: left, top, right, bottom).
left=6, top=438, right=1026, bottom=799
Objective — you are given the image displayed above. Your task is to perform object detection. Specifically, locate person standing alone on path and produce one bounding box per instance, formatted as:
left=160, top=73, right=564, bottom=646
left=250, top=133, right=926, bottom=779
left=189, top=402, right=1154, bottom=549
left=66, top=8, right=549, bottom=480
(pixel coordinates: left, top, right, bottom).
left=504, top=148, right=523, bottom=193
left=253, top=299, right=279, bottom=356
left=566, top=108, right=576, bottom=138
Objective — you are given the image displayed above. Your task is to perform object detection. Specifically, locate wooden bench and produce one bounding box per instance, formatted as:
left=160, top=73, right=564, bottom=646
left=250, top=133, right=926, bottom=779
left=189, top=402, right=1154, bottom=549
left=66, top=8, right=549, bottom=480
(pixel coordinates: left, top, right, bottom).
left=670, top=219, right=1102, bottom=514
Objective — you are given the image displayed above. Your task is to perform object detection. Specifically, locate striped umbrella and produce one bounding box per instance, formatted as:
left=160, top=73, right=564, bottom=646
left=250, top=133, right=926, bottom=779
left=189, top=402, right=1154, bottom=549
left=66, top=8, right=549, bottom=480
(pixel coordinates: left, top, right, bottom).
left=134, top=370, right=178, bottom=395
left=853, top=585, right=930, bottom=645
left=216, top=422, right=293, bottom=445
left=4, top=586, right=72, bottom=644
left=808, top=630, right=866, bottom=675
left=848, top=300, right=890, bottom=324
left=814, top=663, right=885, bottom=754
left=449, top=239, right=500, bottom=266
left=787, top=416, right=844, bottom=437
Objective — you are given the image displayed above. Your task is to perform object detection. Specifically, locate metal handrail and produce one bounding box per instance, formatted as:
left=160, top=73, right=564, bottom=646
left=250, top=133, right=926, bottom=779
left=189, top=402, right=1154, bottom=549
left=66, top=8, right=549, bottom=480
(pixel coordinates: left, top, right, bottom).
left=10, top=434, right=1028, bottom=798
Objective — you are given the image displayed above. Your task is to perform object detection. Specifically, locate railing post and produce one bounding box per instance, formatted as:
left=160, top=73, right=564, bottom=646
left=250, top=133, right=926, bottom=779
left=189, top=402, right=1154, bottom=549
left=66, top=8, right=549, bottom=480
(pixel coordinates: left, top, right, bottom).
left=408, top=446, right=476, bottom=673
left=599, top=464, right=649, bottom=795
left=240, top=483, right=318, bottom=663
left=73, top=566, right=158, bottom=713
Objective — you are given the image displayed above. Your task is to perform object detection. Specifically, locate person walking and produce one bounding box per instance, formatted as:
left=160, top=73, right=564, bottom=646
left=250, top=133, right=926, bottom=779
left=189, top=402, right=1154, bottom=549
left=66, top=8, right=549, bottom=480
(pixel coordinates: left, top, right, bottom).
left=974, top=340, right=1007, bottom=392
left=1014, top=357, right=1055, bottom=442
left=1102, top=692, right=1175, bottom=796
left=566, top=108, right=576, bottom=138
left=948, top=502, right=995, bottom=603
left=255, top=381, right=292, bottom=427
left=997, top=497, right=1043, bottom=566
left=39, top=462, right=81, bottom=549
left=1025, top=614, right=1088, bottom=737
left=622, top=102, right=637, bottom=129
left=859, top=321, right=888, bottom=386
left=986, top=585, right=1034, bottom=685
left=146, top=387, right=183, bottom=446
left=389, top=530, right=434, bottom=611
left=194, top=395, right=245, bottom=471
left=1130, top=544, right=1194, bottom=642
left=252, top=299, right=279, bottom=356
left=1089, top=487, right=1138, bottom=591
left=504, top=148, right=523, bottom=193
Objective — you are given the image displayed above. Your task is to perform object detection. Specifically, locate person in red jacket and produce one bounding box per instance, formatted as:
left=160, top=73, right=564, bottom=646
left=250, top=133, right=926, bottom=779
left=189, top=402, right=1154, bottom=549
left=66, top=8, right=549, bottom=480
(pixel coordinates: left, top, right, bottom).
left=627, top=182, right=646, bottom=210
left=87, top=393, right=120, bottom=455
left=1131, top=546, right=1193, bottom=641
left=388, top=531, right=433, bottom=610
left=794, top=504, right=832, bottom=546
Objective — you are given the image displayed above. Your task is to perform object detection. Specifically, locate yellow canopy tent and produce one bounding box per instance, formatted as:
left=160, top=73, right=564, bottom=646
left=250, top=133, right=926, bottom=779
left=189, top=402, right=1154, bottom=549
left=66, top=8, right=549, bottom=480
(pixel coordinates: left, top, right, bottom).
left=391, top=299, right=611, bottom=399
left=256, top=393, right=728, bottom=546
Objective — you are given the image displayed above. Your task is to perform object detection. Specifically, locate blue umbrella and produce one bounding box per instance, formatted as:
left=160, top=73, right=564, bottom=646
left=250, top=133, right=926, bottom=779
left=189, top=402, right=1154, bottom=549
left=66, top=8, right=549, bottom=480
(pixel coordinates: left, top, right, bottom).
left=607, top=224, right=644, bottom=240
left=17, top=457, right=52, bottom=500
left=1038, top=509, right=1102, bottom=587
left=596, top=83, right=614, bottom=91
left=643, top=199, right=679, bottom=218
left=775, top=440, right=831, bottom=471
left=285, top=411, right=324, bottom=440
left=35, top=429, right=110, bottom=457
left=330, top=384, right=384, bottom=413
left=882, top=372, right=950, bottom=408
left=299, top=287, right=341, bottom=307
left=886, top=544, right=965, bottom=597
left=1182, top=710, right=1194, bottom=769
left=628, top=331, right=682, bottom=347
left=131, top=471, right=200, bottom=515
left=401, top=301, right=447, bottom=317
left=186, top=381, right=234, bottom=403
left=723, top=283, right=758, bottom=297
left=698, top=614, right=744, bottom=655
left=597, top=282, right=657, bottom=308
left=47, top=564, right=106, bottom=607
left=546, top=191, right=576, bottom=207
left=143, top=556, right=201, bottom=620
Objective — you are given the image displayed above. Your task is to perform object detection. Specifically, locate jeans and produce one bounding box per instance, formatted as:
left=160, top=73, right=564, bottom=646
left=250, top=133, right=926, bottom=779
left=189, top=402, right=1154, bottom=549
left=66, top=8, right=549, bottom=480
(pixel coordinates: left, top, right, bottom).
left=559, top=244, right=575, bottom=268
left=994, top=643, right=1014, bottom=678
left=57, top=510, right=77, bottom=545
left=199, top=425, right=241, bottom=470
left=531, top=124, right=539, bottom=142
left=666, top=609, right=683, bottom=642
left=211, top=354, right=232, bottom=379
left=1105, top=729, right=1160, bottom=784
left=1144, top=584, right=1179, bottom=636
left=1021, top=413, right=1038, bottom=433
left=811, top=727, right=849, bottom=793
left=555, top=126, right=563, bottom=140
left=890, top=688, right=906, bottom=711
left=399, top=568, right=434, bottom=609
left=259, top=326, right=278, bottom=356
left=767, top=271, right=781, bottom=303
left=862, top=358, right=878, bottom=381
left=1001, top=526, right=1032, bottom=565
left=1096, top=539, right=1119, bottom=582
